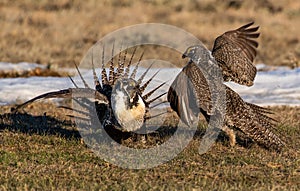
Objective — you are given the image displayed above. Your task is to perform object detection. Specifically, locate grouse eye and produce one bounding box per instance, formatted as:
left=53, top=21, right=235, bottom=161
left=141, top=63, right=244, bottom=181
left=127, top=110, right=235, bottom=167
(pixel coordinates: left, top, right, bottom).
left=191, top=48, right=195, bottom=54
left=185, top=47, right=195, bottom=57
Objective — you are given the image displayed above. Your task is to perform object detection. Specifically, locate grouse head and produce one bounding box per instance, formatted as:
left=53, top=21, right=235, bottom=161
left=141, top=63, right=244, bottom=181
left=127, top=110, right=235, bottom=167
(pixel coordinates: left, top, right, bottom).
left=111, top=78, right=146, bottom=132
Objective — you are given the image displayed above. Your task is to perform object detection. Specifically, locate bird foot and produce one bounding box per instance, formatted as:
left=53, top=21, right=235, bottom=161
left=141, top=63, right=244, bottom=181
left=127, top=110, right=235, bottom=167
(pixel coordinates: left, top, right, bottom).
left=223, top=126, right=236, bottom=147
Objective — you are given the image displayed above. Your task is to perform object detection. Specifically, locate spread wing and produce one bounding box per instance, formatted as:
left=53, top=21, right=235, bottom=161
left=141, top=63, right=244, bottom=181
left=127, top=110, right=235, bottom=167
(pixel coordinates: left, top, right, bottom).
left=12, top=88, right=109, bottom=113
left=212, top=22, right=260, bottom=86
left=167, top=62, right=212, bottom=125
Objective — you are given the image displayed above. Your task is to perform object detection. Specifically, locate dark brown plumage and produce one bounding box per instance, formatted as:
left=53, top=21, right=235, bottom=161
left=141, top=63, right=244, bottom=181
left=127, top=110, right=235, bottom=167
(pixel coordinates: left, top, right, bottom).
left=168, top=23, right=285, bottom=151
left=212, top=22, right=260, bottom=86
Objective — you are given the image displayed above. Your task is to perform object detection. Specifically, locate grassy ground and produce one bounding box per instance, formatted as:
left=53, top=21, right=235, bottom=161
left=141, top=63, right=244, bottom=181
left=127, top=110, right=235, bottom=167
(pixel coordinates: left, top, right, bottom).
left=1, top=0, right=300, bottom=190
left=0, top=103, right=299, bottom=190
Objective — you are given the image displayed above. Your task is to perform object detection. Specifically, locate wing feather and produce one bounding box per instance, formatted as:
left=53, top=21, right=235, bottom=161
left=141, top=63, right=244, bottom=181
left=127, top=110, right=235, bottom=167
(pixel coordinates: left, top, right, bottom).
left=212, top=22, right=260, bottom=86
left=12, top=88, right=109, bottom=113
left=167, top=63, right=212, bottom=125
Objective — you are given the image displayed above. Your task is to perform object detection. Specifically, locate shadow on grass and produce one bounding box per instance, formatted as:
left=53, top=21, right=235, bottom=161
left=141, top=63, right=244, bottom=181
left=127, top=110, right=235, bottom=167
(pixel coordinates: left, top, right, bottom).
left=0, top=111, right=254, bottom=149
left=0, top=110, right=183, bottom=147
left=0, top=112, right=81, bottom=139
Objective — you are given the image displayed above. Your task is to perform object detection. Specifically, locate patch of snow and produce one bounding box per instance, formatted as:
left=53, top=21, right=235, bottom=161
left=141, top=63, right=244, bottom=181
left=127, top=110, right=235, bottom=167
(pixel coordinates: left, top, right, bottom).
left=0, top=77, right=72, bottom=105
left=226, top=67, right=300, bottom=106
left=0, top=62, right=299, bottom=106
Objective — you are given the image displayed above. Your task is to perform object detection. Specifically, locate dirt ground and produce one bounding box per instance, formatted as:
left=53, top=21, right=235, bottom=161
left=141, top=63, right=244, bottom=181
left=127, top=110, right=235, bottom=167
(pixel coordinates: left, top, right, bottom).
left=1, top=0, right=300, bottom=70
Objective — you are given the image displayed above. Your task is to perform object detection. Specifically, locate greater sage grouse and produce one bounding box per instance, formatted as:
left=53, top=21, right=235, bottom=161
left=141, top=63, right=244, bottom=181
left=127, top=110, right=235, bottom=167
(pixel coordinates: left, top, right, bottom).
left=168, top=22, right=285, bottom=151
left=13, top=46, right=165, bottom=133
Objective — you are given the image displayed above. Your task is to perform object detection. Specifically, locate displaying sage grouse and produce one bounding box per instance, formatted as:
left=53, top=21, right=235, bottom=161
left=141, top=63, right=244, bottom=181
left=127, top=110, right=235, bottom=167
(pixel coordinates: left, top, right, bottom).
left=13, top=46, right=165, bottom=133
left=168, top=22, right=285, bottom=151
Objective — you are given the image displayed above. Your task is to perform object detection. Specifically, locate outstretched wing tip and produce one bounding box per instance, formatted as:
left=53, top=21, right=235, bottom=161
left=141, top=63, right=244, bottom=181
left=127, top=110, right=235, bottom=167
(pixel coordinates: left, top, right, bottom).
left=212, top=22, right=260, bottom=86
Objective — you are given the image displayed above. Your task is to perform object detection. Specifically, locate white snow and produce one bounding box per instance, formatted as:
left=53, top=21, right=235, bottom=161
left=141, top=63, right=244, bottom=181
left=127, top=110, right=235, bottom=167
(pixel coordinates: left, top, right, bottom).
left=0, top=76, right=72, bottom=105
left=0, top=62, right=299, bottom=106
left=225, top=66, right=300, bottom=106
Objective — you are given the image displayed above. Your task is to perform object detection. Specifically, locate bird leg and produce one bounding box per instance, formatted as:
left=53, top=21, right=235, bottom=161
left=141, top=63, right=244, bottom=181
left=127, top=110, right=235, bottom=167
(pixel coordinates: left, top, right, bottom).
left=222, top=126, right=236, bottom=147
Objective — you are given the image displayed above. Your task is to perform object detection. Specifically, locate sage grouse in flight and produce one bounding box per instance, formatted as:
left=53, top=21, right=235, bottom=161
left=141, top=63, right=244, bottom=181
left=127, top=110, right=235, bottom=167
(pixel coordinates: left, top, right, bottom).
left=168, top=22, right=285, bottom=151
left=13, top=46, right=165, bottom=133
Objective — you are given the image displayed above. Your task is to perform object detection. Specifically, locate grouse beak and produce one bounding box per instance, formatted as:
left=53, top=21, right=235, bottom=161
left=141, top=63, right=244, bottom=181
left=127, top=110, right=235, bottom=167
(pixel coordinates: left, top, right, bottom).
left=126, top=86, right=138, bottom=103
left=182, top=53, right=187, bottom=59
left=128, top=90, right=135, bottom=102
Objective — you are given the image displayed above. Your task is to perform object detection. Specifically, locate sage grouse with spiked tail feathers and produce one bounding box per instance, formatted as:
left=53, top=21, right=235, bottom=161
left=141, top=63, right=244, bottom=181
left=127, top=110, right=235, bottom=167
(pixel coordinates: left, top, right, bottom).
left=13, top=46, right=166, bottom=132
left=168, top=22, right=285, bottom=151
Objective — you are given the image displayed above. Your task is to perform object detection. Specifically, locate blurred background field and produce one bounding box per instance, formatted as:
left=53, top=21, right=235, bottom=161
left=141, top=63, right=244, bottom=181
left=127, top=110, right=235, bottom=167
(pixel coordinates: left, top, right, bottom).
left=1, top=0, right=300, bottom=68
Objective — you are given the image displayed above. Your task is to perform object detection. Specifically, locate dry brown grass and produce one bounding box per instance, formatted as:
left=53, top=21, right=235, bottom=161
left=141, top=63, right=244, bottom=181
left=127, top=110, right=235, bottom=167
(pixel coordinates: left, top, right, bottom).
left=0, top=0, right=300, bottom=68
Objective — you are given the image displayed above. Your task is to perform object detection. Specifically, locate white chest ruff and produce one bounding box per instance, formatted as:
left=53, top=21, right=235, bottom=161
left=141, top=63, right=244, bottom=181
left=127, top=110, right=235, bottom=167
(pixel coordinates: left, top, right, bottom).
left=111, top=90, right=146, bottom=132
